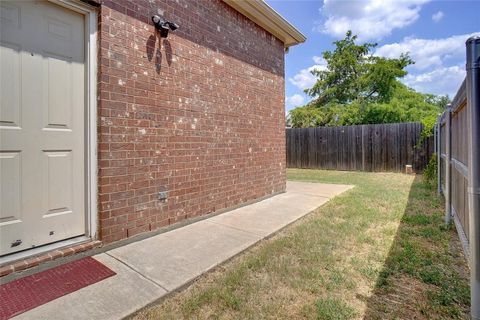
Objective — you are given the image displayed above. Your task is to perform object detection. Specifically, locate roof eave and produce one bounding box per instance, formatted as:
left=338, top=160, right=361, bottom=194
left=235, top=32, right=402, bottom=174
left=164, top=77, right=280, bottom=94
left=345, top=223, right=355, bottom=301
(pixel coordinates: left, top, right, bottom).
left=223, top=0, right=306, bottom=48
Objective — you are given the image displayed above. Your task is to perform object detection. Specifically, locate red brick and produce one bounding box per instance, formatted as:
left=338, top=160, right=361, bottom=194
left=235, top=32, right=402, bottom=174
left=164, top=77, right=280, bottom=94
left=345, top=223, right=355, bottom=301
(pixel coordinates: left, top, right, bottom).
left=25, top=258, right=41, bottom=269
left=82, top=240, right=102, bottom=251
left=0, top=265, right=14, bottom=277
left=12, top=261, right=28, bottom=272
left=35, top=255, right=53, bottom=265
left=95, top=0, right=287, bottom=245
left=48, top=250, right=63, bottom=260
left=59, top=248, right=75, bottom=257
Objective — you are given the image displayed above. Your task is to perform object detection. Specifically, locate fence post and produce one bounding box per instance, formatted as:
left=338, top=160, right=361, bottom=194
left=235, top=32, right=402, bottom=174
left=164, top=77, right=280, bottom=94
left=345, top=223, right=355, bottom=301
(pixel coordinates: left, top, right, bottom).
left=466, top=35, right=480, bottom=320
left=433, top=120, right=436, bottom=158
left=436, top=119, right=441, bottom=195
left=445, top=105, right=452, bottom=224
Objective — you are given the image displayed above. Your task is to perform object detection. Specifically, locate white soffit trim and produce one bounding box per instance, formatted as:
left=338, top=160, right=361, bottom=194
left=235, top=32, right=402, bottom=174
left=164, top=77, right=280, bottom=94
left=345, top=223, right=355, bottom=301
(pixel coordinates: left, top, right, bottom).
left=223, top=0, right=306, bottom=48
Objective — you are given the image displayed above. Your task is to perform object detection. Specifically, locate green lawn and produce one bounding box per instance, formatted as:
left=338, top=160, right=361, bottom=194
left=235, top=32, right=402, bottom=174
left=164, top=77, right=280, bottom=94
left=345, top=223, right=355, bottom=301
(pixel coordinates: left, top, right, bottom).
left=134, top=169, right=470, bottom=319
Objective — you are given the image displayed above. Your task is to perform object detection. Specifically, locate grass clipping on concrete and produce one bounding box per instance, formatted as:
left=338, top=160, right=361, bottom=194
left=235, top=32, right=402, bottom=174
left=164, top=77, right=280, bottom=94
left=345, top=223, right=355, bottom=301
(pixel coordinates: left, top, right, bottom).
left=135, top=170, right=470, bottom=319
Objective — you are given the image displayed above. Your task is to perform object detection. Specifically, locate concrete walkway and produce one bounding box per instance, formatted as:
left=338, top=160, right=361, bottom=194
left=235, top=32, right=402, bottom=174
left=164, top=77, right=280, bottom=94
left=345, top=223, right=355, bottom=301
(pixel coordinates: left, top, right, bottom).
left=14, top=181, right=353, bottom=320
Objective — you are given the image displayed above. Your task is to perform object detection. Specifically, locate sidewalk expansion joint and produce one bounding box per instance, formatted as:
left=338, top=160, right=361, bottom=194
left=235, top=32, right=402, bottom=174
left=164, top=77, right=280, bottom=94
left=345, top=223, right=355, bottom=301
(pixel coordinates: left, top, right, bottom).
left=204, top=220, right=264, bottom=238
left=288, top=192, right=331, bottom=199
left=104, top=252, right=169, bottom=292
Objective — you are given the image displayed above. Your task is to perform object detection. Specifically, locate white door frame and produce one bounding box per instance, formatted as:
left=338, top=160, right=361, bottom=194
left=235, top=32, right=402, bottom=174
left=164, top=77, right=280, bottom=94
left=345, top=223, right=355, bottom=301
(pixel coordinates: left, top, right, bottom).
left=51, top=0, right=98, bottom=240
left=0, top=0, right=98, bottom=264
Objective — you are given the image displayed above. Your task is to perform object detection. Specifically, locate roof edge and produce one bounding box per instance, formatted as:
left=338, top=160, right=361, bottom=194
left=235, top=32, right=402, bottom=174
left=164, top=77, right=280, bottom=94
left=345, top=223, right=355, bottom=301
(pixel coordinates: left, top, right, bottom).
left=223, top=0, right=306, bottom=48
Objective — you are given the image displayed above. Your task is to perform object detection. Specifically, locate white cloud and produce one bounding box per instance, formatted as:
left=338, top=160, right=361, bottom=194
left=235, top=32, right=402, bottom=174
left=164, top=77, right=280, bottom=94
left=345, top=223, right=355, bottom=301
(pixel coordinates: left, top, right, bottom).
left=289, top=56, right=327, bottom=90
left=289, top=33, right=478, bottom=99
left=375, top=33, right=480, bottom=96
left=432, top=11, right=444, bottom=22
left=313, top=56, right=326, bottom=65
left=375, top=33, right=479, bottom=70
left=402, top=65, right=465, bottom=97
left=285, top=94, right=306, bottom=108
left=289, top=68, right=318, bottom=91
left=316, top=0, right=430, bottom=41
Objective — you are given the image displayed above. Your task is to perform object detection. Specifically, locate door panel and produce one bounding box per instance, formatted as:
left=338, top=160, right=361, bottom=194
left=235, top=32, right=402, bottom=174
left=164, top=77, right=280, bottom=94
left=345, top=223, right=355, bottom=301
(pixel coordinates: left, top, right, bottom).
left=0, top=152, right=22, bottom=224
left=0, top=44, right=21, bottom=128
left=0, top=1, right=86, bottom=256
left=43, top=150, right=73, bottom=216
left=45, top=56, right=73, bottom=130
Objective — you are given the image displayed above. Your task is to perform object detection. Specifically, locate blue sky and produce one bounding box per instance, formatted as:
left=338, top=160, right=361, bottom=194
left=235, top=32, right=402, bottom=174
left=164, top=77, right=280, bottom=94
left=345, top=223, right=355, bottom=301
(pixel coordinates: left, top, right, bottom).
left=265, top=0, right=480, bottom=113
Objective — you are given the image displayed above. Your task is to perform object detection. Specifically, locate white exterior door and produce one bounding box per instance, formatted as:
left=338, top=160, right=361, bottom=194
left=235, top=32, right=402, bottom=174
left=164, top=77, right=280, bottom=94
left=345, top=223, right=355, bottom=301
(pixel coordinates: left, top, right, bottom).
left=0, top=1, right=86, bottom=256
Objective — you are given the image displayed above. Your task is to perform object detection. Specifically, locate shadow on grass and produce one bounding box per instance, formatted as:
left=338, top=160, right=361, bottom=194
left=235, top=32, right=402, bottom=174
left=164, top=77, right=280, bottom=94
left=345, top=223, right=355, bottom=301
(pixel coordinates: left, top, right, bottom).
left=362, top=175, right=470, bottom=319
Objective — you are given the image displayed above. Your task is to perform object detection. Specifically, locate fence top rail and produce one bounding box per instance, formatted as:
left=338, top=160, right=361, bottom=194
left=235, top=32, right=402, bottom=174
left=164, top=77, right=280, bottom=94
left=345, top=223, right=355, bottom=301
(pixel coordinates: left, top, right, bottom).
left=285, top=121, right=422, bottom=131
left=451, top=78, right=467, bottom=113
left=437, top=78, right=466, bottom=126
left=438, top=111, right=447, bottom=124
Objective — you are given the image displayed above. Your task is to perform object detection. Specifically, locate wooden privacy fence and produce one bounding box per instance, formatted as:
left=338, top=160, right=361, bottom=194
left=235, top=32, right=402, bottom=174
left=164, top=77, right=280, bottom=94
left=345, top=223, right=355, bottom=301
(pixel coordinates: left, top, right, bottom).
left=436, top=36, right=480, bottom=319
left=436, top=80, right=470, bottom=246
left=286, top=122, right=433, bottom=172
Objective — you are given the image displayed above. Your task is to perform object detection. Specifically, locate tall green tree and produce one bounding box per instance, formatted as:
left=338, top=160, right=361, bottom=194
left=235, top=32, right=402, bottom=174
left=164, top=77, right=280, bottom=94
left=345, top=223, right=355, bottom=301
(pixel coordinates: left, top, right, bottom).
left=306, top=31, right=413, bottom=106
left=289, top=31, right=448, bottom=129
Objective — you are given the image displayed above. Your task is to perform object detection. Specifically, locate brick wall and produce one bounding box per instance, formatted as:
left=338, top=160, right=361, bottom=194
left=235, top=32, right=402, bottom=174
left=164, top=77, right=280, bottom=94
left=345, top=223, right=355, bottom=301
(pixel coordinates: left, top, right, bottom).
left=96, top=0, right=286, bottom=244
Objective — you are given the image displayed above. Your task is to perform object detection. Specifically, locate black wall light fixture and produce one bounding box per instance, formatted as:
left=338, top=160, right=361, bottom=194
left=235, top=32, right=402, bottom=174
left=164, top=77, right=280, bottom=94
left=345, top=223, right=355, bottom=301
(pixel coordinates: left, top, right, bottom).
left=152, top=15, right=179, bottom=38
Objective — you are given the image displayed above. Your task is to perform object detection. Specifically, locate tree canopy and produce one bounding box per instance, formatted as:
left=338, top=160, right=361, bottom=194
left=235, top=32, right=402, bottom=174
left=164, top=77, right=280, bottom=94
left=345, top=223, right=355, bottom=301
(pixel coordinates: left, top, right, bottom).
left=289, top=31, right=448, bottom=132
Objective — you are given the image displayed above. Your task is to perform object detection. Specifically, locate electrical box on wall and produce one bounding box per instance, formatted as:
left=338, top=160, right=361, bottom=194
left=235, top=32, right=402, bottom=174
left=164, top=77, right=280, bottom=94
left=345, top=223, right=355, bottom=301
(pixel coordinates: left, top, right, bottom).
left=158, top=191, right=168, bottom=201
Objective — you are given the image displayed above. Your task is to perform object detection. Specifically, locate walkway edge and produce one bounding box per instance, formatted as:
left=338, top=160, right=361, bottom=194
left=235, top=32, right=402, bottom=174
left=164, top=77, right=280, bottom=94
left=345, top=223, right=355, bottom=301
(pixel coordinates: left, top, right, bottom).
left=121, top=183, right=354, bottom=320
